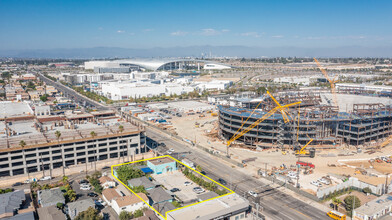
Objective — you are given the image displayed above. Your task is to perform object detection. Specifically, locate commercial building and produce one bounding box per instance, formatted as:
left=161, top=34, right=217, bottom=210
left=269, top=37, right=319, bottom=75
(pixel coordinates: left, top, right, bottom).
left=85, top=59, right=231, bottom=71
left=0, top=102, right=146, bottom=178
left=166, top=193, right=250, bottom=220
left=354, top=194, right=392, bottom=220
left=147, top=157, right=177, bottom=174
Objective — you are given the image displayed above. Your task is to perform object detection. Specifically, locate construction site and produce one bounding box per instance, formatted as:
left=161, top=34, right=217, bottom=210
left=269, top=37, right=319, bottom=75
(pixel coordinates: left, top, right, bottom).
left=157, top=60, right=392, bottom=205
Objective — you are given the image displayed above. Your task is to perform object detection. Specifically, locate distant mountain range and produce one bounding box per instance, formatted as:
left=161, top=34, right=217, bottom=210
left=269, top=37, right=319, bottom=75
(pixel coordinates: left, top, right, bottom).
left=0, top=45, right=391, bottom=58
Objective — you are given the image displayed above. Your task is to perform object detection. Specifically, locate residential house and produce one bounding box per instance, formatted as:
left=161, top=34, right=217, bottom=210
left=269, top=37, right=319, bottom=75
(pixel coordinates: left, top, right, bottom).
left=147, top=187, right=173, bottom=205
left=128, top=176, right=156, bottom=191
left=147, top=157, right=177, bottom=174
left=99, top=176, right=116, bottom=189
left=66, top=198, right=95, bottom=220
left=102, top=188, right=121, bottom=206
left=153, top=201, right=176, bottom=217
left=37, top=188, right=65, bottom=207
left=111, top=193, right=149, bottom=215
left=134, top=210, right=160, bottom=220
left=0, top=190, right=34, bottom=219
left=37, top=205, right=66, bottom=220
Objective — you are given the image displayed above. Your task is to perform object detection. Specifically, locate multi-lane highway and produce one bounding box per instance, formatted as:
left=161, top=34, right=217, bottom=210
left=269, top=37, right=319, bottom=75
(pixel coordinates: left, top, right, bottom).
left=146, top=128, right=329, bottom=220
left=35, top=72, right=109, bottom=110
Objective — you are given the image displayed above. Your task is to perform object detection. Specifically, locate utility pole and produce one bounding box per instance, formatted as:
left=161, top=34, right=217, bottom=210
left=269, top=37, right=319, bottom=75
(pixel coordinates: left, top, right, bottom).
left=296, top=157, right=300, bottom=188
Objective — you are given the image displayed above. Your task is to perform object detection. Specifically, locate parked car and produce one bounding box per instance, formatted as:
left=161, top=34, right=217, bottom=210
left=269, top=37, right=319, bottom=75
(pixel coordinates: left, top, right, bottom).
left=160, top=143, right=166, bottom=147
left=88, top=192, right=98, bottom=197
left=170, top=188, right=180, bottom=192
left=80, top=179, right=89, bottom=184
left=218, top=178, right=227, bottom=185
left=200, top=171, right=207, bottom=175
left=310, top=181, right=319, bottom=186
left=193, top=187, right=204, bottom=194
left=169, top=148, right=175, bottom=152
left=12, top=182, right=23, bottom=187
left=248, top=191, right=258, bottom=197
left=166, top=151, right=172, bottom=155
left=80, top=185, right=91, bottom=190
left=102, top=166, right=110, bottom=170
left=40, top=176, right=52, bottom=181
left=184, top=181, right=192, bottom=186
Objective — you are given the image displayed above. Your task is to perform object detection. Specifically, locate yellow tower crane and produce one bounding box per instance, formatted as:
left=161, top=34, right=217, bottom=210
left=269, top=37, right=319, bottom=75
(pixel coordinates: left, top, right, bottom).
left=314, top=58, right=339, bottom=108
left=226, top=91, right=301, bottom=152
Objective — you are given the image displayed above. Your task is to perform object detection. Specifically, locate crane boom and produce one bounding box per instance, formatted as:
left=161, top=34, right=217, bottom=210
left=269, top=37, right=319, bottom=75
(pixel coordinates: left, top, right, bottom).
left=299, top=138, right=313, bottom=152
left=314, top=58, right=339, bottom=107
left=379, top=135, right=392, bottom=149
left=227, top=101, right=301, bottom=146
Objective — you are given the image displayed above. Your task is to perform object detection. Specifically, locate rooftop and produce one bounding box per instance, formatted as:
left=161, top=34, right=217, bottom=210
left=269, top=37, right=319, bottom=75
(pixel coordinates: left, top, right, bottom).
left=38, top=188, right=65, bottom=207
left=148, top=157, right=175, bottom=166
left=0, top=190, right=25, bottom=216
left=102, top=188, right=120, bottom=202
left=147, top=187, right=173, bottom=204
left=167, top=193, right=249, bottom=220
left=128, top=176, right=157, bottom=189
left=114, top=193, right=148, bottom=207
left=0, top=102, right=33, bottom=119
left=37, top=205, right=66, bottom=220
left=67, top=198, right=95, bottom=220
left=355, top=193, right=392, bottom=216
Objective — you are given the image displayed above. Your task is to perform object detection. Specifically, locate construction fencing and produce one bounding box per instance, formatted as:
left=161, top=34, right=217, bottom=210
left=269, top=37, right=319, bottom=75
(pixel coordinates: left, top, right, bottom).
left=316, top=177, right=390, bottom=199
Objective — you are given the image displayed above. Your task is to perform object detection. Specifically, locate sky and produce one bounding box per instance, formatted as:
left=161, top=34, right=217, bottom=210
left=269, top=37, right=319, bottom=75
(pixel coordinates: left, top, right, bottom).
left=0, top=0, right=391, bottom=50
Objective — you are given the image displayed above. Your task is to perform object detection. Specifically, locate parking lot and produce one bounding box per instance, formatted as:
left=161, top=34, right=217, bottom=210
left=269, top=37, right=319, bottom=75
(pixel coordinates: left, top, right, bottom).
left=152, top=171, right=209, bottom=203
left=71, top=179, right=96, bottom=201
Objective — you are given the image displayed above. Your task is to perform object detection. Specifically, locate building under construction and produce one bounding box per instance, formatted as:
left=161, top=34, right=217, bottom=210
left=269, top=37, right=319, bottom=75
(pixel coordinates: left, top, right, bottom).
left=218, top=91, right=392, bottom=149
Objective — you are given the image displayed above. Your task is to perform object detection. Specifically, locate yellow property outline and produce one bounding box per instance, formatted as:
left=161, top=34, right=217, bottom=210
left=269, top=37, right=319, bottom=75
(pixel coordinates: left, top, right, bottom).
left=111, top=155, right=235, bottom=219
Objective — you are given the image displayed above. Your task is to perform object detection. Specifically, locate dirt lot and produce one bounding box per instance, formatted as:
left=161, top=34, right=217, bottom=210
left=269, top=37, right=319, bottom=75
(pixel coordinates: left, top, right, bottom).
left=167, top=110, right=392, bottom=195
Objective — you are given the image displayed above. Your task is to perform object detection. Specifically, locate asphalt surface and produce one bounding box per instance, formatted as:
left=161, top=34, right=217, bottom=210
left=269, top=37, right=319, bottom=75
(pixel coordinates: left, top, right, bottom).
left=35, top=72, right=109, bottom=110
left=146, top=128, right=329, bottom=220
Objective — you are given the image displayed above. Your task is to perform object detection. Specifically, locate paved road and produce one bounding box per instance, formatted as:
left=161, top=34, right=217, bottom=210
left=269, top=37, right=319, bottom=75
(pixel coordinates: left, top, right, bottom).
left=35, top=72, right=109, bottom=110
left=146, top=128, right=329, bottom=220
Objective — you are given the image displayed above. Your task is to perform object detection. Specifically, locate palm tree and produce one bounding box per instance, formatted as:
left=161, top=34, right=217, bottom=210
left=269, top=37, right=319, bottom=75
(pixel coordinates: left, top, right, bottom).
left=332, top=197, right=342, bottom=211
left=90, top=131, right=97, bottom=171
left=19, top=140, right=29, bottom=179
left=55, top=130, right=65, bottom=176
left=118, top=125, right=126, bottom=163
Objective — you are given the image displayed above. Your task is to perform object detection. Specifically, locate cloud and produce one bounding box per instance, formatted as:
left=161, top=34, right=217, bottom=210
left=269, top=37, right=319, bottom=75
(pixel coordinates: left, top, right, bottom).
left=240, top=32, right=263, bottom=38
left=305, top=35, right=367, bottom=40
left=98, top=27, right=103, bottom=31
left=129, top=33, right=135, bottom=36
left=143, top=29, right=154, bottom=32
left=199, top=28, right=229, bottom=36
left=171, top=31, right=188, bottom=36
left=117, top=30, right=125, bottom=33
left=272, top=35, right=284, bottom=38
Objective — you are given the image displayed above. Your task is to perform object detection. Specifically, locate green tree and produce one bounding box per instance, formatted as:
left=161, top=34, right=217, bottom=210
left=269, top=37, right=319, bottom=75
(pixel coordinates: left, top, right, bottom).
left=344, top=195, right=361, bottom=216
left=332, top=197, right=342, bottom=210
left=40, top=94, right=48, bottom=102
left=56, top=202, right=64, bottom=210
left=64, top=189, right=76, bottom=203
left=119, top=211, right=131, bottom=220
left=55, top=130, right=65, bottom=176
left=172, top=200, right=182, bottom=208
left=133, top=209, right=144, bottom=218
left=75, top=207, right=103, bottom=220
left=196, top=165, right=202, bottom=172
left=116, top=165, right=144, bottom=184
left=130, top=186, right=146, bottom=193
left=363, top=187, right=372, bottom=194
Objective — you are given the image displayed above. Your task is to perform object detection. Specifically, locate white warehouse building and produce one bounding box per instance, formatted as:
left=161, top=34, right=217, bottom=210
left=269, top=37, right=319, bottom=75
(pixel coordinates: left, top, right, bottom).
left=100, top=81, right=194, bottom=100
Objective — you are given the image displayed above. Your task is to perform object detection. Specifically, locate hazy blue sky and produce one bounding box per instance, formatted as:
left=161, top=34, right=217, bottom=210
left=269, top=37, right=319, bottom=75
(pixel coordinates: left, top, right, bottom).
left=0, top=0, right=391, bottom=50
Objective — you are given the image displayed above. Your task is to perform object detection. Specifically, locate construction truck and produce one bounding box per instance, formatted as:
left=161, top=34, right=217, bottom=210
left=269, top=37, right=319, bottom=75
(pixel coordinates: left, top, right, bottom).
left=295, top=139, right=316, bottom=158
